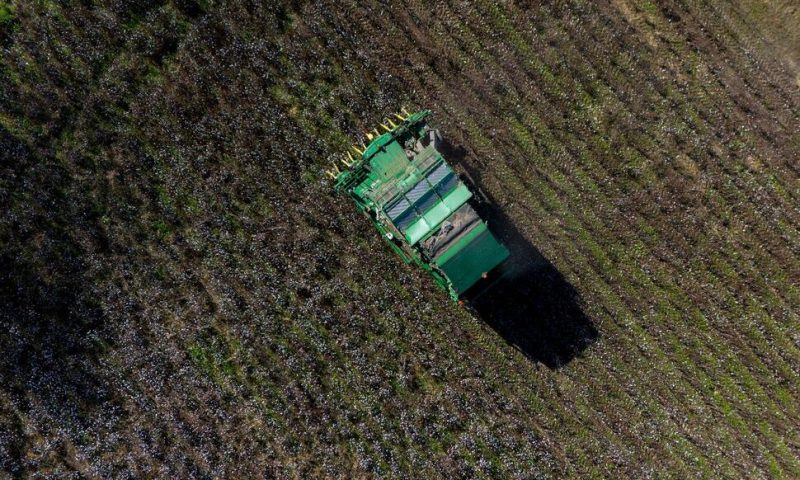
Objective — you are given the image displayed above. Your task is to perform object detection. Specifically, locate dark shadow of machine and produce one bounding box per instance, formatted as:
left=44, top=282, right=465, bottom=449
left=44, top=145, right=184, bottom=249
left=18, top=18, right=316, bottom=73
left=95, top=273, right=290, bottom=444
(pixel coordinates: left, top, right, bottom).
left=442, top=141, right=599, bottom=369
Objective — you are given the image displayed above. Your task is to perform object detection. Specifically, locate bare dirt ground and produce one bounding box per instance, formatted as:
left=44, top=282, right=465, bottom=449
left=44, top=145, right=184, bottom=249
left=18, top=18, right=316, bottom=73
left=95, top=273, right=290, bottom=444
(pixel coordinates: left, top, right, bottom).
left=730, top=0, right=800, bottom=81
left=1, top=0, right=799, bottom=477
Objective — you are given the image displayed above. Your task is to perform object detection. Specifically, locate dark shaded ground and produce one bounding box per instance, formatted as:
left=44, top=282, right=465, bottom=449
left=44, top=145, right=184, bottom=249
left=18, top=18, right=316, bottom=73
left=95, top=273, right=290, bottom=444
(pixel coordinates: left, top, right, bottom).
left=0, top=127, right=116, bottom=476
left=448, top=141, right=598, bottom=369
left=469, top=206, right=599, bottom=369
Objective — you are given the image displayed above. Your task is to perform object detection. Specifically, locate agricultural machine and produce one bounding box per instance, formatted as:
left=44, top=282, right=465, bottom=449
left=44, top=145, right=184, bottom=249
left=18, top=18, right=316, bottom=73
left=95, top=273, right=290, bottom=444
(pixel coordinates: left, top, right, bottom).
left=328, top=109, right=509, bottom=301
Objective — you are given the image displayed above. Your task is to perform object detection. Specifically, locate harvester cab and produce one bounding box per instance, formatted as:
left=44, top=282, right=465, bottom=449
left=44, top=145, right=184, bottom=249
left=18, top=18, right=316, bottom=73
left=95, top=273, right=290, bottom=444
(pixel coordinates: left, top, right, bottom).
left=329, top=109, right=509, bottom=301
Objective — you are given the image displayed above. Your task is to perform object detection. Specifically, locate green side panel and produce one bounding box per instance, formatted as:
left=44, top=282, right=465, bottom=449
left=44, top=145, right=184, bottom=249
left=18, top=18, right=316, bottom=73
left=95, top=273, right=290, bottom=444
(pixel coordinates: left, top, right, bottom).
left=404, top=216, right=431, bottom=244
left=441, top=183, right=471, bottom=211
left=433, top=221, right=489, bottom=266
left=436, top=228, right=510, bottom=294
left=404, top=184, right=472, bottom=244
left=370, top=140, right=408, bottom=180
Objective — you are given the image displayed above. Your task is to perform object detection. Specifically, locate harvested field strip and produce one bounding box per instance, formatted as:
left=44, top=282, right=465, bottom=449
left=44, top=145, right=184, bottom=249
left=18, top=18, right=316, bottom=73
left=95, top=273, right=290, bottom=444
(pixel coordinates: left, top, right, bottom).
left=356, top=0, right=800, bottom=472
left=278, top=0, right=792, bottom=474
left=497, top=156, right=798, bottom=472
left=432, top=2, right=800, bottom=292
left=410, top=0, right=796, bottom=394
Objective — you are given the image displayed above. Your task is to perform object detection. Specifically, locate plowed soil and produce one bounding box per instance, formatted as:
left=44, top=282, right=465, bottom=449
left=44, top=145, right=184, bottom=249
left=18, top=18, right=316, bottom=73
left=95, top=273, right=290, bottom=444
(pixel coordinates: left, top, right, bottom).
left=1, top=0, right=799, bottom=477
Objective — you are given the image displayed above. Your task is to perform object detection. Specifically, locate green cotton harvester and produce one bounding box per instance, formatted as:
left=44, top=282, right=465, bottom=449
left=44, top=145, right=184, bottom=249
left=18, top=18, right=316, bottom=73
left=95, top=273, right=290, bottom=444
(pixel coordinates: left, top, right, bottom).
left=329, top=109, right=509, bottom=301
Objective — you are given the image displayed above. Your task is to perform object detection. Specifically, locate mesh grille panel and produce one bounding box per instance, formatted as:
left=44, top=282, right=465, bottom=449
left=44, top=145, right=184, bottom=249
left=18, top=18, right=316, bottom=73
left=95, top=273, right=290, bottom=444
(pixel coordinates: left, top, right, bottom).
left=395, top=210, right=417, bottom=232
left=426, top=163, right=450, bottom=185
left=435, top=174, right=458, bottom=196
left=405, top=180, right=430, bottom=203
left=386, top=198, right=410, bottom=220
left=416, top=191, right=438, bottom=213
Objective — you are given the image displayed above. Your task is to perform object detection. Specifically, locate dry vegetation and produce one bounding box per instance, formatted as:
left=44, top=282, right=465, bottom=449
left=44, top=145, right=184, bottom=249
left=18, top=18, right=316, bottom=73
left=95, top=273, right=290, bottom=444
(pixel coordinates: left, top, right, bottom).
left=1, top=0, right=799, bottom=478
